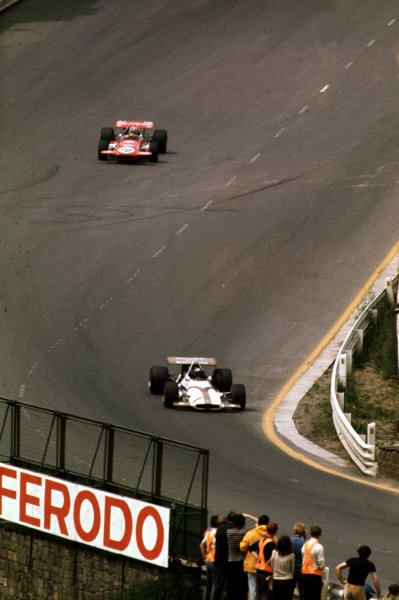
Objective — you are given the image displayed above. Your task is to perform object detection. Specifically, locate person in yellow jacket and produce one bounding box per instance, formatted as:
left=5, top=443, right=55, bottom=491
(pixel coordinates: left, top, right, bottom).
left=240, top=515, right=270, bottom=600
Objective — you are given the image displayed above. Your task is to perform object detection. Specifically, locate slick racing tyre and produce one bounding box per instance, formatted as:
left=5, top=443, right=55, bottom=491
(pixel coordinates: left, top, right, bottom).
left=152, top=129, right=168, bottom=153
left=163, top=381, right=179, bottom=408
left=149, top=141, right=159, bottom=163
left=212, top=368, right=232, bottom=392
left=149, top=366, right=169, bottom=394
left=98, top=138, right=109, bottom=160
left=231, top=383, right=246, bottom=411
left=100, top=127, right=115, bottom=141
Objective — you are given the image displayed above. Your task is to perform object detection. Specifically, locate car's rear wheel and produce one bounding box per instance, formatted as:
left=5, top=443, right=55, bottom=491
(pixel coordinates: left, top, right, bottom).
left=149, top=141, right=159, bottom=163
left=98, top=138, right=109, bottom=161
left=231, top=383, right=246, bottom=410
left=212, top=368, right=232, bottom=392
left=152, top=129, right=168, bottom=153
left=163, top=381, right=178, bottom=408
left=149, top=366, right=169, bottom=395
left=100, top=127, right=115, bottom=140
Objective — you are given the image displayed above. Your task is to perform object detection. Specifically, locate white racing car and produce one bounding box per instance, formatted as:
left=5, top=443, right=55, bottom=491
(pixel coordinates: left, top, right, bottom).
left=148, top=357, right=246, bottom=411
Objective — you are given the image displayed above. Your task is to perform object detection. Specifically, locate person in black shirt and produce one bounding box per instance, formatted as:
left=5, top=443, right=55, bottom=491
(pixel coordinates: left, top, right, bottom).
left=335, top=545, right=381, bottom=600
left=211, top=512, right=238, bottom=600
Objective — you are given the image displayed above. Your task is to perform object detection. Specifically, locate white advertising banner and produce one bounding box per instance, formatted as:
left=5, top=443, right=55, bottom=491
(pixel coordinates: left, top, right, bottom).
left=0, top=463, right=170, bottom=567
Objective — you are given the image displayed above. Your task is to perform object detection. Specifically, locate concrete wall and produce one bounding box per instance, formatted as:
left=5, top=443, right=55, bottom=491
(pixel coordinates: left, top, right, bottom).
left=0, top=520, right=156, bottom=599
left=377, top=446, right=399, bottom=479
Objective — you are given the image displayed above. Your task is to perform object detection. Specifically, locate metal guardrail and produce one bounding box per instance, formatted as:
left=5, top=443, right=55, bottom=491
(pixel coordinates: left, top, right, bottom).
left=330, top=275, right=398, bottom=476
left=0, top=0, right=19, bottom=11
left=0, top=397, right=209, bottom=561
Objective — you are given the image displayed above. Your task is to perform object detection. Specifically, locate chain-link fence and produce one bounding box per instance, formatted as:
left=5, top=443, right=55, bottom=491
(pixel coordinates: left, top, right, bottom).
left=0, top=397, right=208, bottom=561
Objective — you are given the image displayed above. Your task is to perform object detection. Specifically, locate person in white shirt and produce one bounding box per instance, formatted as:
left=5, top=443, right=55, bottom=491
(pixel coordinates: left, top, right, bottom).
left=270, top=535, right=295, bottom=600
left=301, top=525, right=326, bottom=600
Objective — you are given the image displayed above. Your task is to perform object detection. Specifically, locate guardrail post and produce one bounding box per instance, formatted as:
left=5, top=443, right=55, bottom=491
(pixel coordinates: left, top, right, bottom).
left=367, top=422, right=376, bottom=448
left=386, top=277, right=395, bottom=308
left=338, top=353, right=347, bottom=387
left=355, top=328, right=364, bottom=353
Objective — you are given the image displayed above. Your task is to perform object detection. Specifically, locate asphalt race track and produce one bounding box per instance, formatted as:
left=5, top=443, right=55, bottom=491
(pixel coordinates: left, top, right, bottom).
left=1, top=0, right=398, bottom=587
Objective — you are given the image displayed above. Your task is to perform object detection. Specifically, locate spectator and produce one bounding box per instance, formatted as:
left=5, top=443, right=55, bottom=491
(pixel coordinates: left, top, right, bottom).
left=250, top=520, right=279, bottom=600
left=240, top=514, right=270, bottom=600
left=200, top=515, right=221, bottom=600
left=225, top=513, right=256, bottom=600
left=335, top=545, right=381, bottom=600
left=211, top=511, right=237, bottom=600
left=290, top=522, right=307, bottom=600
left=383, top=583, right=399, bottom=600
left=301, top=525, right=325, bottom=600
left=270, top=535, right=295, bottom=600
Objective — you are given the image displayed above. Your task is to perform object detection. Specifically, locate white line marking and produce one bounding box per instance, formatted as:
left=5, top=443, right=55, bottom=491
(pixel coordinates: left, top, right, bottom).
left=225, top=176, right=236, bottom=187
left=19, top=385, right=26, bottom=398
left=320, top=84, right=330, bottom=93
left=28, top=362, right=38, bottom=376
left=299, top=105, right=309, bottom=114
left=127, top=269, right=140, bottom=283
left=345, top=61, right=353, bottom=69
left=153, top=246, right=167, bottom=258
left=274, top=128, right=285, bottom=138
left=201, top=201, right=213, bottom=212
left=366, top=39, right=375, bottom=47
left=388, top=18, right=396, bottom=26
left=249, top=153, right=261, bottom=164
left=176, top=224, right=189, bottom=234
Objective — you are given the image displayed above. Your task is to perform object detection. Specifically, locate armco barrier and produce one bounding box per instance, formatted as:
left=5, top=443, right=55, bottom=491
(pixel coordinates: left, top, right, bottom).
left=0, top=397, right=209, bottom=562
left=330, top=275, right=398, bottom=476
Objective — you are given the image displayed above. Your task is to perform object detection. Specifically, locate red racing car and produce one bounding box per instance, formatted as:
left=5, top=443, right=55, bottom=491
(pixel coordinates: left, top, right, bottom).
left=98, top=120, right=167, bottom=163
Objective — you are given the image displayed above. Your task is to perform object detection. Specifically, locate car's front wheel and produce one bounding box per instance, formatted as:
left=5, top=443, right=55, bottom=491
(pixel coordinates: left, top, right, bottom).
left=149, top=141, right=159, bottom=163
left=231, top=383, right=246, bottom=410
left=163, top=381, right=179, bottom=408
left=212, top=368, right=232, bottom=392
left=152, top=129, right=168, bottom=154
left=100, top=127, right=115, bottom=140
left=98, top=138, right=109, bottom=160
left=149, top=366, right=169, bottom=395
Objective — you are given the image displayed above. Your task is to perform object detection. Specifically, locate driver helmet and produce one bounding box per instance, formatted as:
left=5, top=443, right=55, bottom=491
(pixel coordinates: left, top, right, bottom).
left=129, top=126, right=140, bottom=139
left=192, top=366, right=206, bottom=380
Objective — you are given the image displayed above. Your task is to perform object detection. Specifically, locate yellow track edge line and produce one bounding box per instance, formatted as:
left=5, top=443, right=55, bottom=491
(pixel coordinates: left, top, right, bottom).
left=262, top=240, right=399, bottom=495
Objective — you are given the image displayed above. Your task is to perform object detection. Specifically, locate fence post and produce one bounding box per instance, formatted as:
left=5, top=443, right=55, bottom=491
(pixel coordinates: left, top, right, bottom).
left=10, top=401, right=20, bottom=462
left=105, top=426, right=114, bottom=484
left=153, top=437, right=163, bottom=498
left=57, top=413, right=66, bottom=472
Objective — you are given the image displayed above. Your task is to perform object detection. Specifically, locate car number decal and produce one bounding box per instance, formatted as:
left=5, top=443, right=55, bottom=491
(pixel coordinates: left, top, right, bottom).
left=119, top=147, right=134, bottom=153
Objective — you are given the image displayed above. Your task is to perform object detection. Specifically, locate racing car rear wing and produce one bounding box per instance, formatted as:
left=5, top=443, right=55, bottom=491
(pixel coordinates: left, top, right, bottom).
left=115, top=120, right=154, bottom=129
left=167, top=357, right=217, bottom=366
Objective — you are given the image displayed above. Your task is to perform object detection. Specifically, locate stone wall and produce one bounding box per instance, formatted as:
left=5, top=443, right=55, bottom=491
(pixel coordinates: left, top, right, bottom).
left=0, top=520, right=159, bottom=599
left=377, top=445, right=399, bottom=479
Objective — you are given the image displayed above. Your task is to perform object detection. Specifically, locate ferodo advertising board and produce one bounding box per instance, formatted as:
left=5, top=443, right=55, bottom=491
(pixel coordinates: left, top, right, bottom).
left=0, top=463, right=170, bottom=567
